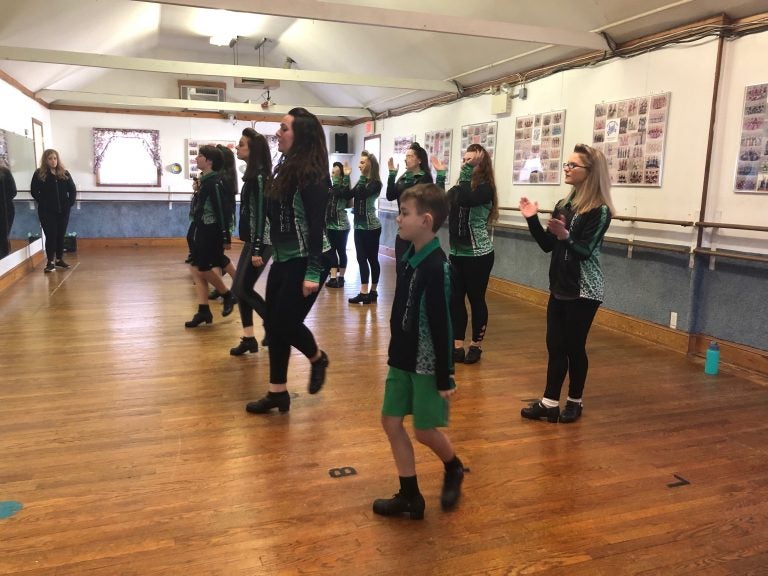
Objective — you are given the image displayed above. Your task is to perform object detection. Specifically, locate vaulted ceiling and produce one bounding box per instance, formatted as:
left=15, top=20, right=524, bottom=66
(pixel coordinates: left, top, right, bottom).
left=0, top=0, right=766, bottom=122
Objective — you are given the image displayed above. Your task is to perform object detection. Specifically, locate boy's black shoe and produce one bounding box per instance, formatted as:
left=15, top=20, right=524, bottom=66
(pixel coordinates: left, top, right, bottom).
left=453, top=347, right=465, bottom=363
left=464, top=346, right=482, bottom=364
left=559, top=400, right=583, bottom=423
left=308, top=350, right=329, bottom=394
left=54, top=259, right=71, bottom=269
left=521, top=401, right=560, bottom=423
left=372, top=491, right=425, bottom=520
left=441, top=461, right=465, bottom=510
left=44, top=262, right=55, bottom=273
left=245, top=392, right=290, bottom=414
left=230, top=337, right=258, bottom=356
left=348, top=292, right=367, bottom=304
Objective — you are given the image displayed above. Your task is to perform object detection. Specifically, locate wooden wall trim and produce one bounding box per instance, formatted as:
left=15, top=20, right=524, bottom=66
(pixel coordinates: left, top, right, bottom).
left=0, top=69, right=49, bottom=108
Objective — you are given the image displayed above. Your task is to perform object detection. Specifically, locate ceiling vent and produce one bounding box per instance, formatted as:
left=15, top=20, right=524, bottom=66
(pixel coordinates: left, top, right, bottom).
left=179, top=85, right=226, bottom=102
left=233, top=78, right=280, bottom=90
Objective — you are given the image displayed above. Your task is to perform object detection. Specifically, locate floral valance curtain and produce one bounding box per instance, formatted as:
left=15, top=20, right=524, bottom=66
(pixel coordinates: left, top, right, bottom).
left=92, top=128, right=161, bottom=172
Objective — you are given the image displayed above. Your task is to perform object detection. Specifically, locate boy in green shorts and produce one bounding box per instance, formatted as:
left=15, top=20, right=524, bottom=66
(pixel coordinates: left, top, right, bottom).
left=373, top=183, right=465, bottom=520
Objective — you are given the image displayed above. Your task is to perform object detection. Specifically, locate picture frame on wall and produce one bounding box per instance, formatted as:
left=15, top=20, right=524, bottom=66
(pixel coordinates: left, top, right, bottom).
left=734, top=83, right=768, bottom=194
left=424, top=129, right=453, bottom=183
left=512, top=110, right=566, bottom=184
left=460, top=121, right=497, bottom=164
left=592, top=92, right=671, bottom=187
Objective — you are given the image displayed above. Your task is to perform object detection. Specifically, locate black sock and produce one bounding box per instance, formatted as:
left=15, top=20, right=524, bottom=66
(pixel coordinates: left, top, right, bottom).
left=444, top=455, right=463, bottom=472
left=198, top=304, right=210, bottom=313
left=399, top=475, right=420, bottom=498
left=267, top=391, right=289, bottom=398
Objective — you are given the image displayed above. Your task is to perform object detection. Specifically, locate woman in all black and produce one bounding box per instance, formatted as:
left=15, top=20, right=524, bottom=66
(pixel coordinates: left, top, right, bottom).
left=347, top=151, right=383, bottom=304
left=325, top=161, right=350, bottom=288
left=229, top=128, right=272, bottom=356
left=245, top=108, right=330, bottom=414
left=386, top=142, right=432, bottom=262
left=213, top=144, right=238, bottom=284
left=432, top=143, right=498, bottom=365
left=30, top=149, right=76, bottom=273
left=519, top=144, right=614, bottom=424
left=0, top=161, right=17, bottom=259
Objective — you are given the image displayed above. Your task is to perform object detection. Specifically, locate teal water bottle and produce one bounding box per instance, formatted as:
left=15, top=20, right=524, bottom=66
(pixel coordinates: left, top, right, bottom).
left=704, top=341, right=720, bottom=375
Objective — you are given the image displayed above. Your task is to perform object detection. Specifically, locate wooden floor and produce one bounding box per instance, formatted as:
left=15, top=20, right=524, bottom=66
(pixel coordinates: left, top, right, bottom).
left=1, top=245, right=768, bottom=576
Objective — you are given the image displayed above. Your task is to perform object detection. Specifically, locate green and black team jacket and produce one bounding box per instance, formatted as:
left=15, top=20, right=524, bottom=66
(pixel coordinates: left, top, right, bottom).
left=347, top=176, right=382, bottom=230
left=436, top=164, right=494, bottom=257
left=266, top=177, right=329, bottom=284
left=193, top=170, right=231, bottom=241
left=525, top=194, right=612, bottom=302
left=326, top=175, right=351, bottom=231
left=385, top=169, right=433, bottom=208
left=239, top=172, right=269, bottom=256
left=388, top=237, right=455, bottom=391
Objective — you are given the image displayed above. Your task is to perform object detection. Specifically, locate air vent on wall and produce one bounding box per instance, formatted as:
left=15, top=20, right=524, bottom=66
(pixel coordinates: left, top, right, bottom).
left=233, top=78, right=280, bottom=89
left=180, top=85, right=226, bottom=102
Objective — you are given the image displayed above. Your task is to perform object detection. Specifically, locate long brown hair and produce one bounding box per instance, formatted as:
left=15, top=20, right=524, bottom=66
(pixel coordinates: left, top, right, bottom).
left=36, top=149, right=69, bottom=180
left=360, top=150, right=381, bottom=183
left=466, top=143, right=498, bottom=223
left=569, top=144, right=615, bottom=214
left=269, top=107, right=328, bottom=199
left=241, top=127, right=272, bottom=181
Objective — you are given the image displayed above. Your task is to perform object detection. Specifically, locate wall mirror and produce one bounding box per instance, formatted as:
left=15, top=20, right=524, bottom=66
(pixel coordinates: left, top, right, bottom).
left=1, top=128, right=38, bottom=260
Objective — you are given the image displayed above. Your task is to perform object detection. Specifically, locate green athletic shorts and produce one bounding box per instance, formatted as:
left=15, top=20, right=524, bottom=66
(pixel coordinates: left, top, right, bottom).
left=381, top=366, right=453, bottom=429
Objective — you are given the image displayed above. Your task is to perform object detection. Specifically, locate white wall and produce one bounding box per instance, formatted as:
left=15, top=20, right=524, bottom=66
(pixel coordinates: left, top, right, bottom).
left=363, top=37, right=727, bottom=249
left=706, top=31, right=768, bottom=252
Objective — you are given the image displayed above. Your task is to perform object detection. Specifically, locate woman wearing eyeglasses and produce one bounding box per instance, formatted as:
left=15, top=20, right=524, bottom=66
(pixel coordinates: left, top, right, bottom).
left=431, top=144, right=498, bottom=365
left=386, top=142, right=433, bottom=262
left=518, top=144, right=614, bottom=424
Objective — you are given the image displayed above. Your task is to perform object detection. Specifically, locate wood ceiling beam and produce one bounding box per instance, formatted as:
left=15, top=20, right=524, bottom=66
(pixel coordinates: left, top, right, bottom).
left=36, top=90, right=369, bottom=118
left=150, top=0, right=608, bottom=50
left=0, top=46, right=455, bottom=93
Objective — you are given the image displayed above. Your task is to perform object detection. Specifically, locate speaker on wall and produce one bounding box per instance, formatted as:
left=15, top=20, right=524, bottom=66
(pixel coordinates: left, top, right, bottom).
left=334, top=133, right=349, bottom=154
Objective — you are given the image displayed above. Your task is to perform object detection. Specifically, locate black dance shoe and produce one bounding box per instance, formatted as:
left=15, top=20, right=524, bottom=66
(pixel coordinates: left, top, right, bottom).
left=372, top=491, right=425, bottom=520
left=441, top=462, right=465, bottom=510
left=245, top=393, right=290, bottom=414
left=230, top=337, right=258, bottom=356
left=44, top=262, right=55, bottom=273
left=221, top=292, right=236, bottom=317
left=453, top=348, right=465, bottom=363
left=559, top=400, right=583, bottom=423
left=348, top=292, right=367, bottom=304
left=464, top=346, right=482, bottom=364
left=308, top=350, right=329, bottom=394
left=54, top=259, right=71, bottom=269
left=184, top=309, right=213, bottom=328
left=363, top=290, right=378, bottom=304
left=325, top=278, right=338, bottom=288
left=521, top=401, right=560, bottom=423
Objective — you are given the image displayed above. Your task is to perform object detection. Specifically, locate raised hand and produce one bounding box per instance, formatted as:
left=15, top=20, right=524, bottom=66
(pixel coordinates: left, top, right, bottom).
left=388, top=157, right=397, bottom=172
left=547, top=215, right=569, bottom=240
left=343, top=161, right=351, bottom=176
left=431, top=155, right=446, bottom=171
left=519, top=197, right=539, bottom=218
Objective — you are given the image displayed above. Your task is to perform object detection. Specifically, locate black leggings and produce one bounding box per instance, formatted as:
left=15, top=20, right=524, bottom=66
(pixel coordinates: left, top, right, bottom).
left=326, top=228, right=349, bottom=270
left=232, top=243, right=271, bottom=329
left=450, top=252, right=494, bottom=343
left=39, top=210, right=70, bottom=262
left=264, top=258, right=329, bottom=384
left=543, top=295, right=600, bottom=401
left=354, top=228, right=381, bottom=285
